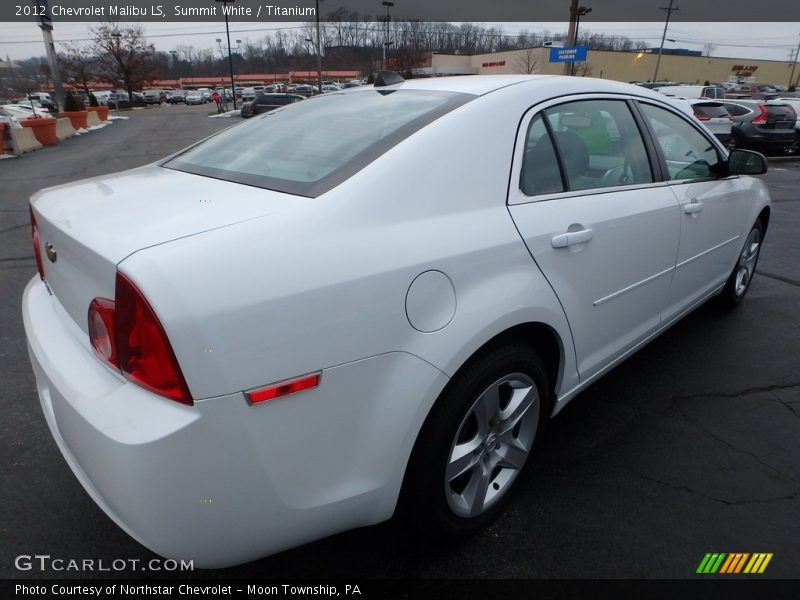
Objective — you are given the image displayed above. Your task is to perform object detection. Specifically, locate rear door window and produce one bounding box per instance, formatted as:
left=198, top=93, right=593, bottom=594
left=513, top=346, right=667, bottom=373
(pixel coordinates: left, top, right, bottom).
left=543, top=99, right=653, bottom=191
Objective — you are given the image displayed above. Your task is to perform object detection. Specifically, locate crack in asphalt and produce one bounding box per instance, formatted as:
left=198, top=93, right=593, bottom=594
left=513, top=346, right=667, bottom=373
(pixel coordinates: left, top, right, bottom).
left=668, top=382, right=800, bottom=402
left=629, top=468, right=800, bottom=506
left=675, top=408, right=800, bottom=485
left=0, top=224, right=28, bottom=236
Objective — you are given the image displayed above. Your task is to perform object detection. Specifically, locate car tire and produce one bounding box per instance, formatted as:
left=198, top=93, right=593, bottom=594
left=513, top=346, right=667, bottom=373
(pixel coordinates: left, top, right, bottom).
left=399, top=342, right=548, bottom=537
left=717, top=218, right=764, bottom=308
left=727, top=131, right=743, bottom=152
left=786, top=132, right=800, bottom=156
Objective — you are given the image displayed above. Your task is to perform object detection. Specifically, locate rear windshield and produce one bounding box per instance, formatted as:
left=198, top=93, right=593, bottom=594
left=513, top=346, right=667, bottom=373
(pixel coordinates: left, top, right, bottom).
left=692, top=104, right=729, bottom=118
left=766, top=104, right=797, bottom=121
left=165, top=89, right=471, bottom=197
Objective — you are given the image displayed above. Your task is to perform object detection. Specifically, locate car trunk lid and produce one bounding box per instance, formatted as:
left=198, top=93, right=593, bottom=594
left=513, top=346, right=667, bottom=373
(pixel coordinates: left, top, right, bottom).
left=32, top=165, right=304, bottom=334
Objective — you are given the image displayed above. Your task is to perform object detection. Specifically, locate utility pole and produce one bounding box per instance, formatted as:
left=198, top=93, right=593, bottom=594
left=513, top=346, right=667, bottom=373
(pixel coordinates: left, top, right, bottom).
left=382, top=1, right=394, bottom=70
left=789, top=35, right=800, bottom=89
left=570, top=6, right=591, bottom=76
left=563, top=0, right=578, bottom=75
left=315, top=0, right=323, bottom=94
left=216, top=0, right=237, bottom=109
left=34, top=0, right=65, bottom=112
left=653, top=0, right=679, bottom=83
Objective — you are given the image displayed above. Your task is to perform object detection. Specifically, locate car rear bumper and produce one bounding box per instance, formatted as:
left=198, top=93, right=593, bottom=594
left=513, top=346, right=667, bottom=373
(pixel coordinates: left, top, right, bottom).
left=23, top=277, right=448, bottom=567
left=736, top=125, right=795, bottom=150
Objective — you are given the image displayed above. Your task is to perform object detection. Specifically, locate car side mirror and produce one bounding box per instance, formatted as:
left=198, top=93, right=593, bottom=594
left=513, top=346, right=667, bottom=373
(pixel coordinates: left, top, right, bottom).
left=727, top=149, right=768, bottom=175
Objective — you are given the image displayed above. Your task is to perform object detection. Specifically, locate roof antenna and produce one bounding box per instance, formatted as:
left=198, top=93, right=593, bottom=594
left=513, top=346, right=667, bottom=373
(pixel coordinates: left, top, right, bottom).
left=374, top=71, right=405, bottom=87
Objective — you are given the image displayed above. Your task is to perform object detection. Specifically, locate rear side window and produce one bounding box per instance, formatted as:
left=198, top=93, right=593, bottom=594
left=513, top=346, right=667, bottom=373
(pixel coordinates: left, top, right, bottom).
left=765, top=104, right=797, bottom=123
left=692, top=104, right=729, bottom=119
left=520, top=114, right=564, bottom=196
left=166, top=90, right=471, bottom=197
left=544, top=99, right=653, bottom=191
left=723, top=103, right=751, bottom=117
left=640, top=103, right=723, bottom=181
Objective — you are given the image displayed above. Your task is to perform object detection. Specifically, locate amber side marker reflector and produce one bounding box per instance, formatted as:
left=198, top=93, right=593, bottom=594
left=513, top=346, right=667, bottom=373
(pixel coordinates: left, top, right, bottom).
left=246, top=373, right=321, bottom=405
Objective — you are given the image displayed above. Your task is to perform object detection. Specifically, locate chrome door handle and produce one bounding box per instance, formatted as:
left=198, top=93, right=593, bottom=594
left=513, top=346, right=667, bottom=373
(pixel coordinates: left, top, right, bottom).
left=551, top=228, right=594, bottom=248
left=683, top=201, right=704, bottom=214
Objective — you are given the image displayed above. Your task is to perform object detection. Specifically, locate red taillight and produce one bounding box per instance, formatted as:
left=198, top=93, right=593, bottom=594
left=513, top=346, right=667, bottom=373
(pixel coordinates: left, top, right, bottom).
left=246, top=373, right=321, bottom=405
left=88, top=273, right=192, bottom=405
left=114, top=272, right=192, bottom=405
left=752, top=104, right=768, bottom=124
left=695, top=113, right=710, bottom=121
left=88, top=298, right=118, bottom=369
left=30, top=207, right=44, bottom=280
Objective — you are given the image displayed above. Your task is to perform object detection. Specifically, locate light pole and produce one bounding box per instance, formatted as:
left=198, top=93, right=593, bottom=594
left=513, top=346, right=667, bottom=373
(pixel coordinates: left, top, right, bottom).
left=381, top=1, right=394, bottom=70
left=314, top=0, right=323, bottom=94
left=169, top=49, right=177, bottom=81
left=789, top=35, right=800, bottom=89
left=653, top=0, right=679, bottom=83
left=215, top=0, right=237, bottom=108
left=570, top=6, right=592, bottom=76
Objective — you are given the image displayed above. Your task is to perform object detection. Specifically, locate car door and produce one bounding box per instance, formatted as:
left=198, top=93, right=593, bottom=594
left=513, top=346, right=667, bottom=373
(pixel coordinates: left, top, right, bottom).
left=636, top=101, right=751, bottom=321
left=508, top=96, right=681, bottom=381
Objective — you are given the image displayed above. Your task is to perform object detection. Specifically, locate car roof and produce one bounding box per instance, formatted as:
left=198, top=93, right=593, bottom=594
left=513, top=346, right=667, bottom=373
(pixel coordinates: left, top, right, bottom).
left=352, top=75, right=670, bottom=101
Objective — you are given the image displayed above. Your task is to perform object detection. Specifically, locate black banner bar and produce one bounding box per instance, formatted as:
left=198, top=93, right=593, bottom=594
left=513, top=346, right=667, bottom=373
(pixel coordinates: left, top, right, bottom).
left=3, top=0, right=800, bottom=23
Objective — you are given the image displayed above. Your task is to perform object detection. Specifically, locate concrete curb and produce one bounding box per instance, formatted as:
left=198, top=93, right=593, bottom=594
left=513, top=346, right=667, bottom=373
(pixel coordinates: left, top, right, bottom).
left=767, top=155, right=800, bottom=163
left=86, top=111, right=102, bottom=128
left=10, top=126, right=43, bottom=154
left=55, top=118, right=76, bottom=141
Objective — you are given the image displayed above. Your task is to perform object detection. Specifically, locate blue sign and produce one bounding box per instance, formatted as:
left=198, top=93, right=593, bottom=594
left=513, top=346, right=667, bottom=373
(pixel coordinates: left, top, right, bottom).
left=549, top=46, right=588, bottom=63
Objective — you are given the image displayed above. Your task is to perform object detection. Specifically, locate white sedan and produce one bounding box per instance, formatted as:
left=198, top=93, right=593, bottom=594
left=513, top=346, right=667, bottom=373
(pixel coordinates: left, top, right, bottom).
left=23, top=74, right=771, bottom=567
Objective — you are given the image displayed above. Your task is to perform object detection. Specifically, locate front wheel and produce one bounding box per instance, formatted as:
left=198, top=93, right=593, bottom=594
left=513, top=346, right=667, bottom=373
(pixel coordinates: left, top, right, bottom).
left=399, top=343, right=548, bottom=536
left=717, top=219, right=763, bottom=307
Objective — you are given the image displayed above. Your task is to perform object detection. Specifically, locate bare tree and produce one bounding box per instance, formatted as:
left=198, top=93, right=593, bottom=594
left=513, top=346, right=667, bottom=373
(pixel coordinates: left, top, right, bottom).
left=575, top=62, right=594, bottom=77
left=58, top=42, right=96, bottom=96
left=91, top=23, right=158, bottom=100
left=515, top=48, right=540, bottom=74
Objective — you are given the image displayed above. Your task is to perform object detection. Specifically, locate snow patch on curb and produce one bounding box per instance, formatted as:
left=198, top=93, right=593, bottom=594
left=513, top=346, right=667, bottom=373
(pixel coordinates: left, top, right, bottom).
left=0, top=153, right=17, bottom=159
left=107, top=115, right=129, bottom=121
left=209, top=109, right=240, bottom=119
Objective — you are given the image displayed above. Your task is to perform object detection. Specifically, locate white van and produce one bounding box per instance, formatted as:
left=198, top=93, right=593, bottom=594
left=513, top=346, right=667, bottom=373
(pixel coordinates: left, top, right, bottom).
left=655, top=85, right=725, bottom=100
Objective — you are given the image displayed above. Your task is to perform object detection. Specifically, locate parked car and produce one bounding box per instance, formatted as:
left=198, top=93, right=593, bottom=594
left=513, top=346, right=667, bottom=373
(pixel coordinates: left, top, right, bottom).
left=143, top=90, right=166, bottom=105
left=654, top=85, right=725, bottom=99
left=240, top=93, right=305, bottom=118
left=288, top=84, right=315, bottom=96
left=1, top=105, right=55, bottom=122
left=688, top=100, right=733, bottom=144
left=26, top=93, right=55, bottom=111
left=168, top=90, right=187, bottom=104
left=24, top=74, right=771, bottom=568
left=240, top=87, right=257, bottom=103
left=769, top=97, right=800, bottom=154
left=722, top=99, right=797, bottom=154
left=185, top=91, right=205, bottom=105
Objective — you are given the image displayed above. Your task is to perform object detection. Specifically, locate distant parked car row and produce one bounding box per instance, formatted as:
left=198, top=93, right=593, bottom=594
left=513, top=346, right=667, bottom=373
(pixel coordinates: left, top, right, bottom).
left=655, top=84, right=799, bottom=155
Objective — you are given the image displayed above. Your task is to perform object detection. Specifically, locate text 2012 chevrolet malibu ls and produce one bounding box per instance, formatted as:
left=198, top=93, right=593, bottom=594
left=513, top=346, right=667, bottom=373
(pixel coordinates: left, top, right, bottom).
left=23, top=74, right=771, bottom=567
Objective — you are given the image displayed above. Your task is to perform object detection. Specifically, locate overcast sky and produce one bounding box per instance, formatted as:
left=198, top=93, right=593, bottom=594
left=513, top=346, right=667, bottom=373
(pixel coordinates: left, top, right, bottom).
left=1, top=21, right=799, bottom=63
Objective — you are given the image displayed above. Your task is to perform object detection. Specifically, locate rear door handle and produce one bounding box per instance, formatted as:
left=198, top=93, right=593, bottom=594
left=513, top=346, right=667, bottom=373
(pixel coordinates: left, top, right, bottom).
left=551, top=228, right=594, bottom=248
left=683, top=201, right=704, bottom=214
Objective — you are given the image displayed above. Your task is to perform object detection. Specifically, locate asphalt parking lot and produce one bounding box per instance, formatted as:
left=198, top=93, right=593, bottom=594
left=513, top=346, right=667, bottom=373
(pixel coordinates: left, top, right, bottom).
left=1, top=104, right=799, bottom=580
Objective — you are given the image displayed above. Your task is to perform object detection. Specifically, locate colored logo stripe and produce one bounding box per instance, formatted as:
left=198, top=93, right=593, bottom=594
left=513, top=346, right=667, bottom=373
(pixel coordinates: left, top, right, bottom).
left=697, top=553, right=772, bottom=574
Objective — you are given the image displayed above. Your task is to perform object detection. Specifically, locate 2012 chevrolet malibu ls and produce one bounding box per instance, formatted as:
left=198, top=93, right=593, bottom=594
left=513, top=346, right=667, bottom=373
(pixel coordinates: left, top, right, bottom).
left=23, top=74, right=771, bottom=567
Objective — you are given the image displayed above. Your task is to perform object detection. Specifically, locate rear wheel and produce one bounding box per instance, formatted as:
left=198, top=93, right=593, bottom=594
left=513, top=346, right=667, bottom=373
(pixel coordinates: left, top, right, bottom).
left=717, top=219, right=763, bottom=307
left=399, top=342, right=548, bottom=536
left=727, top=131, right=743, bottom=152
